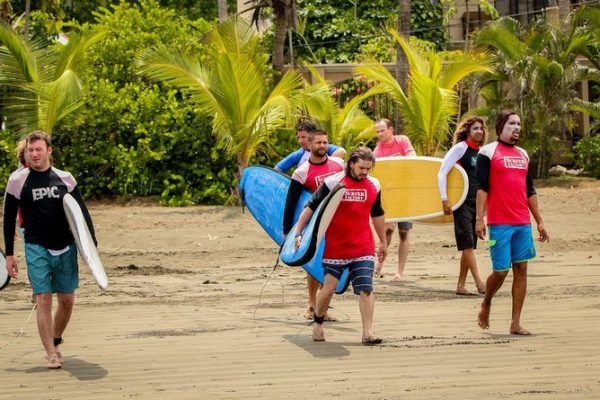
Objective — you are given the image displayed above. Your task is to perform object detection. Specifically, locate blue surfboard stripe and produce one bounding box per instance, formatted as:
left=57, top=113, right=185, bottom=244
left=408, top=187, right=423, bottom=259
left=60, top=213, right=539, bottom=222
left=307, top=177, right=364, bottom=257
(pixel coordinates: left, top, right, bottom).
left=239, top=166, right=349, bottom=294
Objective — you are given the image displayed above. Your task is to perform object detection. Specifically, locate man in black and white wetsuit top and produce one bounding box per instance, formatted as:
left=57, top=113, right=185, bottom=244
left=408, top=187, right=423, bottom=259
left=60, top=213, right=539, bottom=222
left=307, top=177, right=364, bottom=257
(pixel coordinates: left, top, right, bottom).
left=293, top=147, right=388, bottom=345
left=3, top=130, right=97, bottom=369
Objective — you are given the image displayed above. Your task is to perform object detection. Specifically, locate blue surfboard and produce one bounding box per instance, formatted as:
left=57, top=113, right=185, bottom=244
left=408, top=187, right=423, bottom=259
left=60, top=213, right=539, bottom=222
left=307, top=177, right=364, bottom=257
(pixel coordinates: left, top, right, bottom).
left=239, top=166, right=350, bottom=294
left=280, top=184, right=345, bottom=266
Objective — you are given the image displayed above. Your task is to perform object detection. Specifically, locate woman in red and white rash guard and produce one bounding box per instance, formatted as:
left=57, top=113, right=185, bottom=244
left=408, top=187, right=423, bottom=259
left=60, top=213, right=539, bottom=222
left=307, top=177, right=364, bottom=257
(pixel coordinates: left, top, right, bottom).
left=475, top=111, right=549, bottom=336
left=293, top=147, right=388, bottom=345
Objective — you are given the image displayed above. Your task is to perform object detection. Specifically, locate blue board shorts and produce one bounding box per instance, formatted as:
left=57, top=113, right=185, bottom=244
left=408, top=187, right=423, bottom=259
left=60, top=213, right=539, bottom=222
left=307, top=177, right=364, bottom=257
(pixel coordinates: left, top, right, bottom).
left=488, top=225, right=536, bottom=272
left=323, top=256, right=375, bottom=295
left=25, top=243, right=79, bottom=294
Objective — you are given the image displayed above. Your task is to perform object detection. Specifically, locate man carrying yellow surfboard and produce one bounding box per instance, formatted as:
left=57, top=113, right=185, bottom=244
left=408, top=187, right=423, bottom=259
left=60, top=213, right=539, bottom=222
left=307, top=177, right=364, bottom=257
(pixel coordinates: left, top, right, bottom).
left=372, top=118, right=416, bottom=281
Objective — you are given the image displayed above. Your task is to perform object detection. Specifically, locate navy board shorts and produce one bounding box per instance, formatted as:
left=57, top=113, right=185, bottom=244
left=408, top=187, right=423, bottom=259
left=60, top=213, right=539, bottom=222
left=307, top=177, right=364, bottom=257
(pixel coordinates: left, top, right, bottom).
left=25, top=243, right=79, bottom=294
left=322, top=256, right=376, bottom=295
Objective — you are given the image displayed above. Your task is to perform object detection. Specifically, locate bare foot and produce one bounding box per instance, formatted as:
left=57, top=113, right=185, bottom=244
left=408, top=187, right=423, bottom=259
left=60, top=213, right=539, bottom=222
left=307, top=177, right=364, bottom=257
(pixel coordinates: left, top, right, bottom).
left=477, top=303, right=490, bottom=329
left=312, top=324, right=325, bottom=342
left=456, top=287, right=474, bottom=296
left=476, top=284, right=486, bottom=294
left=362, top=336, right=383, bottom=346
left=510, top=325, right=531, bottom=335
left=46, top=354, right=62, bottom=369
left=304, top=307, right=314, bottom=320
left=391, top=273, right=404, bottom=282
left=55, top=348, right=64, bottom=364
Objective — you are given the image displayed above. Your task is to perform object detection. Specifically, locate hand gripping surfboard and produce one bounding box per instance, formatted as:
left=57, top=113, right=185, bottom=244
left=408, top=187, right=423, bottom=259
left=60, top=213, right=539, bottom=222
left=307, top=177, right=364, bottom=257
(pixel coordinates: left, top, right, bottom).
left=280, top=184, right=345, bottom=266
left=63, top=194, right=108, bottom=290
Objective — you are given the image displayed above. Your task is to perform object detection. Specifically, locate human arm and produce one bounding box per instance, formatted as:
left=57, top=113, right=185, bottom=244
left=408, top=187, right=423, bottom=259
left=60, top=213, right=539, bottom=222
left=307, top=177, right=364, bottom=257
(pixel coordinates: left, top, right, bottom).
left=475, top=152, right=491, bottom=240
left=527, top=194, right=548, bottom=242
left=438, top=143, right=466, bottom=215
left=398, top=135, right=416, bottom=156
left=3, top=193, right=19, bottom=278
left=293, top=182, right=331, bottom=248
left=370, top=191, right=387, bottom=263
left=475, top=189, right=487, bottom=240
left=328, top=144, right=346, bottom=159
left=283, top=179, right=304, bottom=235
left=275, top=148, right=303, bottom=173
left=70, top=186, right=98, bottom=247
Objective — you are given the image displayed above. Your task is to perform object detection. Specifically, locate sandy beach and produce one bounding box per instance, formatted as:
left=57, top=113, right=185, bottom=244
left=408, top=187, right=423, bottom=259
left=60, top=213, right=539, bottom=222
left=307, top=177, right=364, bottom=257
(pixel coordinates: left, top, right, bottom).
left=1, top=180, right=599, bottom=399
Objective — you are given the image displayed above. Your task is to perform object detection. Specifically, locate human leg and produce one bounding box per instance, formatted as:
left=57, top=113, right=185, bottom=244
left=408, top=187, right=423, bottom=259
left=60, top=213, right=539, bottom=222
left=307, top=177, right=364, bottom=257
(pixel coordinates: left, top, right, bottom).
left=36, top=293, right=61, bottom=368
left=25, top=243, right=60, bottom=368
left=313, top=274, right=339, bottom=341
left=305, top=273, right=319, bottom=319
left=478, top=225, right=514, bottom=329
left=477, top=270, right=508, bottom=329
left=53, top=292, right=75, bottom=361
left=374, top=223, right=394, bottom=277
left=509, top=262, right=530, bottom=335
left=393, top=222, right=412, bottom=281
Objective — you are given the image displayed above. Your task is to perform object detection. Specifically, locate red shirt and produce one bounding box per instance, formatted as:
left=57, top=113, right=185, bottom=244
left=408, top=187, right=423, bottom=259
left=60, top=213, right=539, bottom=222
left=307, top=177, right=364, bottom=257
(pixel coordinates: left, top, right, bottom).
left=291, top=157, right=344, bottom=192
left=478, top=141, right=531, bottom=225
left=321, top=172, right=382, bottom=259
left=373, top=135, right=415, bottom=158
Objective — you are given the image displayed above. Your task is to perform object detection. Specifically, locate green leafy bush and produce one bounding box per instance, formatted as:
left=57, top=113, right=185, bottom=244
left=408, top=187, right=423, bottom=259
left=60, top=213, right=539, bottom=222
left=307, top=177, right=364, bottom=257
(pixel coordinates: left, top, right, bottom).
left=574, top=135, right=600, bottom=178
left=49, top=1, right=237, bottom=204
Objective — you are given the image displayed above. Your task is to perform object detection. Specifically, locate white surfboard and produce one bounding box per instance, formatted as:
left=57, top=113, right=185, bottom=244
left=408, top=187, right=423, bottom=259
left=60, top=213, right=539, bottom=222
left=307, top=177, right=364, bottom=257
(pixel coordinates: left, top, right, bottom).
left=0, top=251, right=9, bottom=291
left=63, top=194, right=108, bottom=290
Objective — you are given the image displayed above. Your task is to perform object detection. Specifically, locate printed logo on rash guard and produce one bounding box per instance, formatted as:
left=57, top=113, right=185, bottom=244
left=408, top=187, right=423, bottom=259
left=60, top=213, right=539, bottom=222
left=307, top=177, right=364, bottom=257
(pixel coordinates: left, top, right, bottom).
left=503, top=156, right=527, bottom=170
left=342, top=189, right=367, bottom=202
left=32, top=186, right=60, bottom=201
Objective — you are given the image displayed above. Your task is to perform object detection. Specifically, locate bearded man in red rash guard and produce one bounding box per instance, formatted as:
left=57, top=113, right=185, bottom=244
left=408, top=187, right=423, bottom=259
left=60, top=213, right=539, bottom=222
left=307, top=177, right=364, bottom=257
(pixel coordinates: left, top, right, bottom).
left=475, top=111, right=549, bottom=335
left=293, top=147, right=388, bottom=345
left=283, top=130, right=344, bottom=320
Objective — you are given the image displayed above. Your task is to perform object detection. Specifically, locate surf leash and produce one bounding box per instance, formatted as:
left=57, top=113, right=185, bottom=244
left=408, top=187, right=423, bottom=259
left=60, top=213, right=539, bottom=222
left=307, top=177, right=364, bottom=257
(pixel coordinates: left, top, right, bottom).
left=0, top=301, right=37, bottom=360
left=252, top=246, right=284, bottom=331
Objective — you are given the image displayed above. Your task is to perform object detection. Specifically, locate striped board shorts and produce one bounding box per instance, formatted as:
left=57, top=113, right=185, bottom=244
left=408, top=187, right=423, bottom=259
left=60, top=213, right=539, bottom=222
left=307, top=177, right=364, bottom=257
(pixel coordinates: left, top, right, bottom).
left=322, top=256, right=375, bottom=295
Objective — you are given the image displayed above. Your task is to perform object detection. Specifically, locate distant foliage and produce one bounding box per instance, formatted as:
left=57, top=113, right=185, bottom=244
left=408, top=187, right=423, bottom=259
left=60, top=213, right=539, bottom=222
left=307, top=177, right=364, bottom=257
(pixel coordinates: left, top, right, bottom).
left=50, top=1, right=237, bottom=205
left=293, top=0, right=446, bottom=63
left=574, top=135, right=600, bottom=178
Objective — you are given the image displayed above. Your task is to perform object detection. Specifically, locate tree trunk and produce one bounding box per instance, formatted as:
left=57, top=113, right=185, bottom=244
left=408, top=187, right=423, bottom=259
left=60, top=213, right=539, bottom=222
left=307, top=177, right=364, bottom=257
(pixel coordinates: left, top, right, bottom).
left=24, top=0, right=31, bottom=35
left=218, top=0, right=228, bottom=22
left=272, top=12, right=287, bottom=83
left=395, top=0, right=410, bottom=129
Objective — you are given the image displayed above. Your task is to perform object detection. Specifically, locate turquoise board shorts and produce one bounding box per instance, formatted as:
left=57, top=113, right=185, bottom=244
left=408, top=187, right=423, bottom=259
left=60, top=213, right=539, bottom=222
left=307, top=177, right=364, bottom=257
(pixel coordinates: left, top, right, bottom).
left=488, top=225, right=536, bottom=272
left=25, top=243, right=79, bottom=294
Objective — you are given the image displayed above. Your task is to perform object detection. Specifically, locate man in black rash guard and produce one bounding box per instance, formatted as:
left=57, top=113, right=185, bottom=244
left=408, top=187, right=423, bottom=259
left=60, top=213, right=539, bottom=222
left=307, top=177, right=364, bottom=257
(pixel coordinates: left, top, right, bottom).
left=3, top=130, right=97, bottom=369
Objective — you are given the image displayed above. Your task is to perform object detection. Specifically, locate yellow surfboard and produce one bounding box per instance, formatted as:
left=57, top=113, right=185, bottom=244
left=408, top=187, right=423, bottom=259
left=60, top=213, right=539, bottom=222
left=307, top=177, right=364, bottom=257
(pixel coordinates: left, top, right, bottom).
left=415, top=214, right=454, bottom=225
left=370, top=156, right=468, bottom=223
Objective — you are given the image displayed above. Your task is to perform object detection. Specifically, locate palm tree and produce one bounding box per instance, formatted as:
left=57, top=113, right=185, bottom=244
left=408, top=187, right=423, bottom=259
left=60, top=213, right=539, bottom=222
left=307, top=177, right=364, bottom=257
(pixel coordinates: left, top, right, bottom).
left=473, top=8, right=600, bottom=176
left=243, top=0, right=297, bottom=80
left=301, top=65, right=387, bottom=151
left=356, top=29, right=491, bottom=155
left=0, top=23, right=107, bottom=136
left=137, top=18, right=304, bottom=180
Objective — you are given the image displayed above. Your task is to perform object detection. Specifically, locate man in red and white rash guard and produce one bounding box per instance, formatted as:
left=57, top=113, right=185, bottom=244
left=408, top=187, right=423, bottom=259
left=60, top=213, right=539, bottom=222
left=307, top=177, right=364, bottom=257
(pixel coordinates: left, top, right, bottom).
left=475, top=111, right=549, bottom=336
left=293, top=147, right=387, bottom=345
left=282, top=130, right=344, bottom=319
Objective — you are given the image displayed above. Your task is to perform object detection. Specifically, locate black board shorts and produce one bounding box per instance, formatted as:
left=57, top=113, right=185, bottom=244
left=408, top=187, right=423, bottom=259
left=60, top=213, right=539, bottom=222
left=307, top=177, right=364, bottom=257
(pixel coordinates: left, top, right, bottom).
left=452, top=198, right=477, bottom=251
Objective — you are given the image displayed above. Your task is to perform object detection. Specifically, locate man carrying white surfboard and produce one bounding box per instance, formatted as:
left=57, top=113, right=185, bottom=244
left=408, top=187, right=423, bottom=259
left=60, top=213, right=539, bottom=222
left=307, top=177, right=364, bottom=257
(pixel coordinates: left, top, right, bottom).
left=3, top=130, right=97, bottom=369
left=293, top=147, right=388, bottom=345
left=282, top=130, right=344, bottom=320
left=274, top=119, right=346, bottom=173
left=372, top=118, right=416, bottom=282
